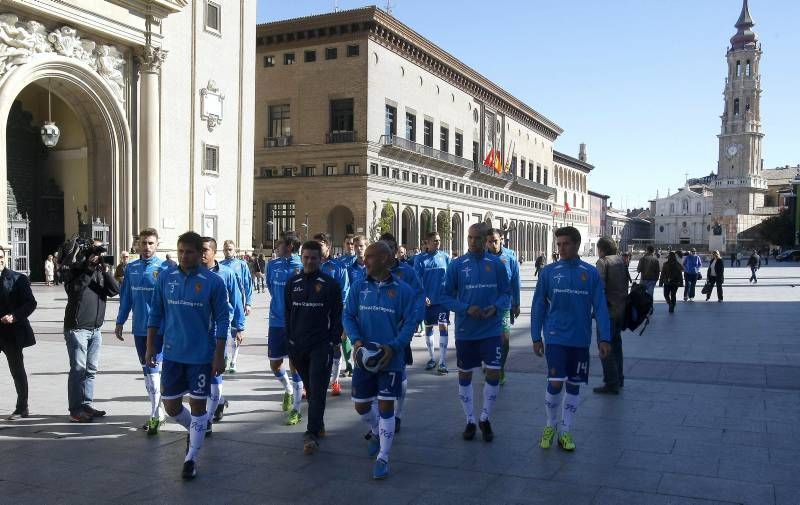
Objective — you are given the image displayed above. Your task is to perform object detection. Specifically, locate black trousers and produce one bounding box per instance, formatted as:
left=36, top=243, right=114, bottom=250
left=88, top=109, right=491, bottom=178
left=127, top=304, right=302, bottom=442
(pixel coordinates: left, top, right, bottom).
left=706, top=278, right=724, bottom=301
left=600, top=321, right=624, bottom=388
left=664, top=284, right=678, bottom=307
left=0, top=335, right=28, bottom=411
left=289, top=341, right=333, bottom=437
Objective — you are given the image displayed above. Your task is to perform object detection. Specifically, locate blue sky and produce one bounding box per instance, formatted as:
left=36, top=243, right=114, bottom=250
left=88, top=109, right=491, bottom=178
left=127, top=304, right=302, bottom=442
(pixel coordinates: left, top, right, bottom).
left=257, top=1, right=799, bottom=210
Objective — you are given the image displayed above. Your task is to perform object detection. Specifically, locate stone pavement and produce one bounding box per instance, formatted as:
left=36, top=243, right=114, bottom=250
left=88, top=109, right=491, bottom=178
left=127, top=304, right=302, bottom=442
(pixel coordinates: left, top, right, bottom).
left=1, top=262, right=799, bottom=505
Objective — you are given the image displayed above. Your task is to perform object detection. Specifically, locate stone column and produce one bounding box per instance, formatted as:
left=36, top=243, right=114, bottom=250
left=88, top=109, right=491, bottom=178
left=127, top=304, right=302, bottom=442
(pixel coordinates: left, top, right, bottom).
left=136, top=43, right=167, bottom=232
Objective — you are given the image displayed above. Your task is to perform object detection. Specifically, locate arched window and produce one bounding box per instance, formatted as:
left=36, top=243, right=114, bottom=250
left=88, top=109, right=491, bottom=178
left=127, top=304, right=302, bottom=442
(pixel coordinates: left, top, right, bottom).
left=581, top=195, right=585, bottom=208
left=733, top=98, right=740, bottom=116
left=682, top=199, right=689, bottom=213
left=746, top=60, right=751, bottom=76
left=669, top=202, right=675, bottom=214
left=573, top=194, right=577, bottom=208
left=696, top=202, right=702, bottom=214
left=736, top=60, right=741, bottom=77
left=563, top=191, right=567, bottom=204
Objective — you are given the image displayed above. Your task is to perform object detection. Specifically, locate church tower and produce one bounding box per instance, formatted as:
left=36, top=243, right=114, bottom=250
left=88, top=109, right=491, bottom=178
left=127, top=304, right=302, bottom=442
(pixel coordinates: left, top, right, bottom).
left=713, top=0, right=767, bottom=246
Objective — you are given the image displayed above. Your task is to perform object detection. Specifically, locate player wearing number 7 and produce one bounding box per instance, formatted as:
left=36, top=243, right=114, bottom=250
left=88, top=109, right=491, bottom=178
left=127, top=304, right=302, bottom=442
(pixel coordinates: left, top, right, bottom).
left=530, top=226, right=611, bottom=451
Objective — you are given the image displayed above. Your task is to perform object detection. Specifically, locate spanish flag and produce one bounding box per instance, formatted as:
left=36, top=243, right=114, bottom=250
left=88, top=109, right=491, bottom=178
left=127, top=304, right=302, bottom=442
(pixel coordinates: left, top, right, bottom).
left=483, top=148, right=496, bottom=168
left=564, top=201, right=572, bottom=214
left=494, top=151, right=502, bottom=173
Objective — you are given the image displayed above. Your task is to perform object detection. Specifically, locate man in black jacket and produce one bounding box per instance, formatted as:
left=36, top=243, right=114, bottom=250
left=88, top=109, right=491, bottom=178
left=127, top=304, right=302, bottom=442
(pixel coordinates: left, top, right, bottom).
left=0, top=247, right=37, bottom=419
left=284, top=240, right=343, bottom=454
left=63, top=240, right=120, bottom=422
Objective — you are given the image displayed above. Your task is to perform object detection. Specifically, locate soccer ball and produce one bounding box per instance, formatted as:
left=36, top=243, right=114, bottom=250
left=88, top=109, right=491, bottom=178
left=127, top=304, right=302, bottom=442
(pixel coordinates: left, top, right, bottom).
left=355, top=342, right=385, bottom=373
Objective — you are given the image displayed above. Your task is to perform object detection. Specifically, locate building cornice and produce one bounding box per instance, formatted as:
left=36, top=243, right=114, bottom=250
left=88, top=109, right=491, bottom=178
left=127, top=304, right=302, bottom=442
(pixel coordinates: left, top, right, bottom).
left=553, top=150, right=594, bottom=172
left=108, top=0, right=186, bottom=18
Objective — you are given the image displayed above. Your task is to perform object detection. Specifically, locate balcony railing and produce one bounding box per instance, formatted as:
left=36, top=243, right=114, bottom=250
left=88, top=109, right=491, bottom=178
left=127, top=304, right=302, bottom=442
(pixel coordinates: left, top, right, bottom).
left=263, top=136, right=292, bottom=148
left=326, top=130, right=357, bottom=144
left=513, top=175, right=556, bottom=195
left=380, top=135, right=474, bottom=171
left=474, top=162, right=515, bottom=182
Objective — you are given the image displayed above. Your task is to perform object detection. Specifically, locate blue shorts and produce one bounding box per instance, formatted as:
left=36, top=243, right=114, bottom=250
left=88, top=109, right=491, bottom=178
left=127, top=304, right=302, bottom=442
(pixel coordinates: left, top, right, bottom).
left=456, top=336, right=502, bottom=372
left=424, top=304, right=450, bottom=326
left=161, top=359, right=212, bottom=400
left=545, top=344, right=590, bottom=384
left=134, top=335, right=163, bottom=371
left=268, top=326, right=288, bottom=360
left=351, top=367, right=404, bottom=402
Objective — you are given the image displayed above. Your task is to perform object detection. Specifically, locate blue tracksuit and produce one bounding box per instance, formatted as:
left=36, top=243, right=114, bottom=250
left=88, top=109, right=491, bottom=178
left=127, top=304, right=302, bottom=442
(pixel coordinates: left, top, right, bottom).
left=116, top=256, right=170, bottom=336
left=210, top=262, right=246, bottom=333
left=531, top=258, right=611, bottom=347
left=347, top=260, right=367, bottom=287
left=491, top=247, right=521, bottom=308
left=148, top=266, right=232, bottom=364
left=267, top=254, right=302, bottom=328
left=442, top=252, right=512, bottom=341
left=413, top=250, right=450, bottom=305
left=344, top=275, right=417, bottom=372
left=321, top=257, right=350, bottom=302
left=390, top=260, right=425, bottom=324
left=337, top=254, right=357, bottom=271
left=221, top=257, right=253, bottom=307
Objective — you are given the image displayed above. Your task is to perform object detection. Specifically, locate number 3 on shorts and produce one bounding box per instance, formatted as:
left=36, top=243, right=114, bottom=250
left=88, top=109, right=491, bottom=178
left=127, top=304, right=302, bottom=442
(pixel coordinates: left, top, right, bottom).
left=197, top=374, right=206, bottom=388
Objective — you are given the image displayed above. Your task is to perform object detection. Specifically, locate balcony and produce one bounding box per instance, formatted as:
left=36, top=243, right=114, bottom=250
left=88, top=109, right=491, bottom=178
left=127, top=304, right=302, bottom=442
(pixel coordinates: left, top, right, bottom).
left=263, top=136, right=292, bottom=148
left=379, top=135, right=473, bottom=174
left=326, top=130, right=357, bottom=144
left=512, top=175, right=556, bottom=198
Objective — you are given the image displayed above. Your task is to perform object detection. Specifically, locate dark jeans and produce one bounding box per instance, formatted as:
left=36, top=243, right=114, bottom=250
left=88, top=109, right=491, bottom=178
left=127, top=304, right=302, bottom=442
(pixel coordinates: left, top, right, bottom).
left=64, top=328, right=102, bottom=414
left=600, top=321, right=624, bottom=388
left=664, top=284, right=678, bottom=308
left=683, top=272, right=698, bottom=299
left=706, top=277, right=723, bottom=301
left=0, top=334, right=28, bottom=411
left=289, top=342, right=333, bottom=437
left=750, top=267, right=758, bottom=282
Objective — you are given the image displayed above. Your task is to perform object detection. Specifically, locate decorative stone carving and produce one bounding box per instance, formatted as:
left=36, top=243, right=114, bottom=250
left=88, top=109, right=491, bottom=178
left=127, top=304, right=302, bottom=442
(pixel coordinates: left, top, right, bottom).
left=137, top=42, right=167, bottom=73
left=200, top=80, right=224, bottom=132
left=0, top=13, right=128, bottom=103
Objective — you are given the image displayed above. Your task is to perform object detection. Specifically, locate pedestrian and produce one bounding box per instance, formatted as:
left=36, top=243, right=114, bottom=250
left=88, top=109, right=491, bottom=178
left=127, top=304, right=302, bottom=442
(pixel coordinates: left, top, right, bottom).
left=414, top=231, right=451, bottom=374
left=748, top=249, right=761, bottom=283
left=705, top=250, right=725, bottom=302
left=730, top=252, right=736, bottom=268
left=44, top=254, right=55, bottom=286
left=659, top=251, right=684, bottom=313
left=531, top=226, right=611, bottom=451
left=594, top=237, right=629, bottom=394
left=0, top=246, right=37, bottom=420
left=636, top=245, right=660, bottom=298
left=221, top=239, right=253, bottom=373
left=736, top=251, right=742, bottom=267
left=63, top=239, right=120, bottom=422
left=681, top=248, right=702, bottom=301
left=534, top=252, right=545, bottom=277
left=114, top=251, right=129, bottom=284
left=284, top=240, right=343, bottom=455
left=163, top=253, right=177, bottom=268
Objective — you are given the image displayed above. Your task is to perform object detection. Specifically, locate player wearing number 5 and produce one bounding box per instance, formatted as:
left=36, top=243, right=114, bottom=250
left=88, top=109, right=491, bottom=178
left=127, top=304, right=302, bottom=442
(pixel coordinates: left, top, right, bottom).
left=344, top=241, right=417, bottom=480
left=531, top=227, right=611, bottom=452
left=146, top=232, right=232, bottom=480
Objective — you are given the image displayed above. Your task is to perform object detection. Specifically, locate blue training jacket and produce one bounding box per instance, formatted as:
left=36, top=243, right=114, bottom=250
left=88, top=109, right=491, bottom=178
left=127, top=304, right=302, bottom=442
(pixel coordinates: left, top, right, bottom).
left=116, top=256, right=171, bottom=336
left=344, top=274, right=417, bottom=372
left=321, top=257, right=350, bottom=302
left=220, top=257, right=253, bottom=307
left=210, top=262, right=245, bottom=332
left=491, top=247, right=521, bottom=308
left=413, top=250, right=451, bottom=305
left=148, top=265, right=232, bottom=364
left=389, top=259, right=425, bottom=324
left=530, top=257, right=611, bottom=347
left=347, top=260, right=367, bottom=287
left=267, top=254, right=303, bottom=328
left=337, top=254, right=357, bottom=271
left=441, top=252, right=512, bottom=341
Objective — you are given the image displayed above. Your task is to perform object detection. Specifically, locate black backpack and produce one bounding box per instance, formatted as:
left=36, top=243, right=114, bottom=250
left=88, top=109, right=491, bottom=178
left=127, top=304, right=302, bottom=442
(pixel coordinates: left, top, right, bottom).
left=624, top=282, right=653, bottom=335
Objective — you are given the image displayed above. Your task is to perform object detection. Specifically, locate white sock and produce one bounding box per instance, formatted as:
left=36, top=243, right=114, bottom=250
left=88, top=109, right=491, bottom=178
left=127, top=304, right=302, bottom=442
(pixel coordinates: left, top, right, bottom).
left=561, top=392, right=580, bottom=433
left=172, top=405, right=191, bottom=430
left=395, top=379, right=408, bottom=419
left=458, top=382, right=475, bottom=424
left=207, top=383, right=221, bottom=416
left=378, top=415, right=395, bottom=462
left=143, top=372, right=155, bottom=414
left=226, top=336, right=235, bottom=360
left=425, top=332, right=434, bottom=360
left=439, top=336, right=448, bottom=365
left=291, top=377, right=303, bottom=411
left=544, top=389, right=563, bottom=427
left=331, top=357, right=342, bottom=383
left=148, top=372, right=161, bottom=418
left=480, top=381, right=499, bottom=422
left=361, top=408, right=378, bottom=436
left=186, top=413, right=207, bottom=462
left=275, top=369, right=292, bottom=393
left=231, top=342, right=240, bottom=366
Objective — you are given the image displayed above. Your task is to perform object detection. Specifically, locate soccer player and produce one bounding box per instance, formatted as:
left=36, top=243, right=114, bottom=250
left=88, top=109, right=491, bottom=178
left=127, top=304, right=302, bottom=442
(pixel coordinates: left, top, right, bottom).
left=531, top=226, right=611, bottom=451
left=284, top=240, right=343, bottom=454
left=413, top=231, right=451, bottom=374
left=145, top=231, right=231, bottom=479
left=266, top=234, right=305, bottom=421
left=114, top=228, right=171, bottom=434
left=200, top=237, right=245, bottom=432
left=342, top=235, right=369, bottom=378
left=441, top=223, right=511, bottom=442
left=344, top=241, right=416, bottom=480
left=312, top=233, right=349, bottom=396
left=485, top=228, right=521, bottom=386
left=221, top=240, right=253, bottom=372
left=338, top=234, right=357, bottom=271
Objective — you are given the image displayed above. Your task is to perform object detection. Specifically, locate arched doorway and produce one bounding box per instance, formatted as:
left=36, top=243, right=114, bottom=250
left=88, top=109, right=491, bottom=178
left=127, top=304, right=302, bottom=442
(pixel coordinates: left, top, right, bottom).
left=527, top=223, right=535, bottom=260
left=0, top=57, right=132, bottom=279
left=484, top=211, right=494, bottom=228
left=380, top=202, right=397, bottom=238
left=451, top=213, right=463, bottom=256
left=419, top=209, right=433, bottom=246
left=517, top=221, right=526, bottom=260
left=436, top=210, right=450, bottom=253
left=401, top=206, right=417, bottom=250
left=327, top=205, right=355, bottom=253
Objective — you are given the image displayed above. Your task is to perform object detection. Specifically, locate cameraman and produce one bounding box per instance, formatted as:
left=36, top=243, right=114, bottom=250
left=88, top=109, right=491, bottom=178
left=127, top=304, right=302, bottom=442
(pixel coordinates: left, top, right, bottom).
left=63, top=239, right=120, bottom=422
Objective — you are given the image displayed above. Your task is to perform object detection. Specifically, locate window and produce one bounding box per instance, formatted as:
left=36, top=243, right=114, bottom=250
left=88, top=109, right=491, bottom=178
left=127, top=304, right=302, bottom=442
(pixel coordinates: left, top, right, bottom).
left=669, top=203, right=675, bottom=214
left=445, top=181, right=451, bottom=190
left=330, top=98, right=354, bottom=131
left=473, top=141, right=479, bottom=165
left=405, top=113, right=416, bottom=142
left=529, top=162, right=534, bottom=180
left=284, top=53, right=295, bottom=65
left=440, top=126, right=449, bottom=152
left=543, top=168, right=549, bottom=186
left=429, top=177, right=436, bottom=187
left=746, top=60, right=751, bottom=76
left=466, top=186, right=471, bottom=195
left=437, top=179, right=443, bottom=189
left=264, top=202, right=296, bottom=244
left=391, top=168, right=399, bottom=179
left=412, top=173, right=419, bottom=184
left=381, top=165, right=389, bottom=177
left=205, top=1, right=221, bottom=32
left=345, top=164, right=359, bottom=175
left=268, top=104, right=290, bottom=137
left=325, top=47, right=338, bottom=60
left=736, top=60, right=741, bottom=76
left=263, top=55, right=275, bottom=67
left=385, top=104, right=397, bottom=137
left=402, top=171, right=409, bottom=182
left=302, top=166, right=315, bottom=177
left=346, top=44, right=360, bottom=57
left=455, top=132, right=463, bottom=157
left=421, top=175, right=427, bottom=185
left=459, top=184, right=464, bottom=193
left=370, top=163, right=378, bottom=175
left=203, top=144, right=219, bottom=174
left=423, top=120, right=433, bottom=147
left=696, top=202, right=702, bottom=214
left=260, top=167, right=273, bottom=177
left=325, top=165, right=336, bottom=176
left=304, top=50, right=316, bottom=62
left=733, top=98, right=740, bottom=116
left=511, top=156, right=518, bottom=174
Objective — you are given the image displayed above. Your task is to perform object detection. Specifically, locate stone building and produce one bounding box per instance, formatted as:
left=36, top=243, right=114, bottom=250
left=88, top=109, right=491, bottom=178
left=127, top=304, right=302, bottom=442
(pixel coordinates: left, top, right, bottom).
left=652, top=184, right=714, bottom=248
left=253, top=7, right=592, bottom=260
left=1, top=0, right=255, bottom=278
left=587, top=190, right=609, bottom=256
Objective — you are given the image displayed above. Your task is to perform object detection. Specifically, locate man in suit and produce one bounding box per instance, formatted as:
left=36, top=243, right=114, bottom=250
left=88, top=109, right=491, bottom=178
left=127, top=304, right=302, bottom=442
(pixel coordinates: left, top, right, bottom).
left=0, top=246, right=37, bottom=420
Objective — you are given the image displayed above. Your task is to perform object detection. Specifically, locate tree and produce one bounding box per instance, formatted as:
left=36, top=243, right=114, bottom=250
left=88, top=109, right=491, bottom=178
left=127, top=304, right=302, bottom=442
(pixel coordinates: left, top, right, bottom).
left=370, top=202, right=395, bottom=242
left=758, top=209, right=794, bottom=246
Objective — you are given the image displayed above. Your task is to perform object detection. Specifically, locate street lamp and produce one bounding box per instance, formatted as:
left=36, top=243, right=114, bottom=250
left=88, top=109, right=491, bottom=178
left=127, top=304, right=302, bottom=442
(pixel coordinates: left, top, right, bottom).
left=40, top=79, right=60, bottom=148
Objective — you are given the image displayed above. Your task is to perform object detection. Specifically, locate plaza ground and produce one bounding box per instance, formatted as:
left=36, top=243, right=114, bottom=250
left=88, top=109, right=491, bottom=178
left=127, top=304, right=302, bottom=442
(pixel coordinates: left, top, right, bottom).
left=1, top=262, right=799, bottom=504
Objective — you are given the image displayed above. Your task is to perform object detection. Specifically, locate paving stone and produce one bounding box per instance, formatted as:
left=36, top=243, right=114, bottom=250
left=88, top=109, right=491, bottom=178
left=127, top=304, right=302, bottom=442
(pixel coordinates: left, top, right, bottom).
left=657, top=473, right=775, bottom=505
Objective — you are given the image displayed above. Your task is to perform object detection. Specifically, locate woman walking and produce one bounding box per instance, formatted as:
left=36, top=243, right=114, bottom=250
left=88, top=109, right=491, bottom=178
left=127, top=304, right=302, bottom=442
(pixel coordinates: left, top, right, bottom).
left=705, top=250, right=725, bottom=302
left=659, top=251, right=684, bottom=313
left=44, top=255, right=55, bottom=286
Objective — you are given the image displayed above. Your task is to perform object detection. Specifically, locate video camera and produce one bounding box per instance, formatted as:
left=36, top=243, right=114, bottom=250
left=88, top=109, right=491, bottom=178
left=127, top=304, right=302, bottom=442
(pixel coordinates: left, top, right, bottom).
left=57, top=235, right=111, bottom=269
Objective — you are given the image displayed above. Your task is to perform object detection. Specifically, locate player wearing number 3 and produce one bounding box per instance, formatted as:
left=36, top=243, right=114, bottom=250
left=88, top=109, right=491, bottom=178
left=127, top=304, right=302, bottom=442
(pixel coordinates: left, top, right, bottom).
left=531, top=226, right=611, bottom=451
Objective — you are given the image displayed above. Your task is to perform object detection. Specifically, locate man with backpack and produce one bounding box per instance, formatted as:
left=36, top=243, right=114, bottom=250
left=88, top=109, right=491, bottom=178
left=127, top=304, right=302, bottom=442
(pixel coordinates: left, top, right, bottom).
left=594, top=237, right=629, bottom=395
left=636, top=246, right=660, bottom=298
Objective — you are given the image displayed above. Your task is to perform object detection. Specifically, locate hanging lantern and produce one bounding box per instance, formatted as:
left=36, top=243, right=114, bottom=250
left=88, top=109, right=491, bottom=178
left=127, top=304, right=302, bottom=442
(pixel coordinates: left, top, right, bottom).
left=40, top=80, right=60, bottom=148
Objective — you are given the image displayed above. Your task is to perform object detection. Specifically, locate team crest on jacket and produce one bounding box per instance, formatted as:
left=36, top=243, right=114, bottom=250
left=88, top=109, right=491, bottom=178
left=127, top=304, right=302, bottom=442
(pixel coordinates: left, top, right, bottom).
left=153, top=271, right=159, bottom=279
left=581, top=272, right=587, bottom=282
left=294, top=268, right=300, bottom=274
left=195, top=282, right=203, bottom=293
left=501, top=258, right=507, bottom=264
left=315, top=283, right=322, bottom=293
left=485, top=264, right=492, bottom=272
left=388, top=289, right=396, bottom=298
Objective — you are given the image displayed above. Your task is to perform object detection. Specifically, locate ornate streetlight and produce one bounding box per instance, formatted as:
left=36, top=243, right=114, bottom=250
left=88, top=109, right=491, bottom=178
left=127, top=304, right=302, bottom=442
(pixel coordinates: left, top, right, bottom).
left=40, top=79, right=60, bottom=148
